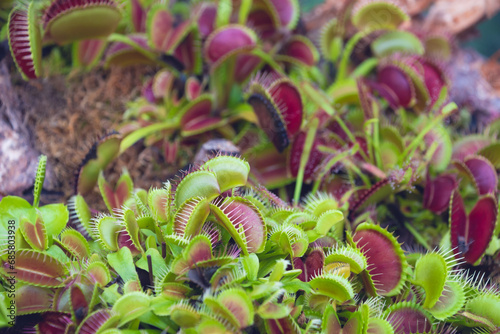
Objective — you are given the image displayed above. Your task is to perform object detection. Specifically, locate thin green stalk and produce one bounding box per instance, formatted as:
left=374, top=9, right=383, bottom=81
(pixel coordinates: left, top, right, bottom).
left=294, top=118, right=319, bottom=204
left=343, top=159, right=370, bottom=187
left=401, top=102, right=456, bottom=163
left=364, top=118, right=376, bottom=165
left=351, top=58, right=378, bottom=78
left=120, top=121, right=177, bottom=154
left=371, top=100, right=383, bottom=169
left=404, top=222, right=431, bottom=250
left=312, top=147, right=358, bottom=193
left=251, top=49, right=286, bottom=76
left=336, top=28, right=375, bottom=82
left=238, top=0, right=252, bottom=24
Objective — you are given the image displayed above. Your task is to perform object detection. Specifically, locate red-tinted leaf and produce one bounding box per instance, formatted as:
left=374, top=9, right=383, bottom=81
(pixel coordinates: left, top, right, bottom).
left=164, top=139, right=179, bottom=164
left=247, top=9, right=275, bottom=38
left=234, top=54, right=261, bottom=83
left=197, top=4, right=217, bottom=38
left=105, top=34, right=154, bottom=67
left=269, top=80, right=303, bottom=137
left=148, top=8, right=174, bottom=51
left=77, top=309, right=119, bottom=334
left=266, top=315, right=300, bottom=334
left=304, top=248, right=325, bottom=282
left=451, top=193, right=498, bottom=264
left=280, top=36, right=318, bottom=66
left=152, top=69, right=175, bottom=100
left=8, top=5, right=42, bottom=79
left=386, top=303, right=432, bottom=333
left=367, top=81, right=400, bottom=110
left=37, top=311, right=72, bottom=334
left=452, top=137, right=490, bottom=162
left=71, top=285, right=89, bottom=322
left=421, top=59, right=446, bottom=106
left=4, top=250, right=68, bottom=287
left=248, top=144, right=291, bottom=187
left=462, top=155, right=498, bottom=195
left=75, top=38, right=106, bottom=67
left=20, top=215, right=47, bottom=251
left=349, top=179, right=391, bottom=215
left=99, top=170, right=133, bottom=212
left=293, top=257, right=306, bottom=282
left=264, top=0, right=298, bottom=29
left=212, top=197, right=266, bottom=253
left=204, top=25, right=256, bottom=65
left=248, top=93, right=289, bottom=152
left=117, top=230, right=141, bottom=256
left=186, top=236, right=213, bottom=265
left=173, top=31, right=198, bottom=73
left=180, top=95, right=212, bottom=128
left=376, top=65, right=414, bottom=108
left=353, top=225, right=405, bottom=296
left=423, top=174, right=456, bottom=214
left=17, top=285, right=53, bottom=314
left=185, top=77, right=202, bottom=101
left=130, top=0, right=146, bottom=32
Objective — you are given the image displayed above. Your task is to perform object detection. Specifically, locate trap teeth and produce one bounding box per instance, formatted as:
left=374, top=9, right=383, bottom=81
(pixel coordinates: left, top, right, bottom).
left=8, top=3, right=43, bottom=80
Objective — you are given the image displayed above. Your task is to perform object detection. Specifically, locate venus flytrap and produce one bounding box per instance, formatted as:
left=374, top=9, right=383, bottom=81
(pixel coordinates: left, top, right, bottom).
left=3, top=0, right=500, bottom=332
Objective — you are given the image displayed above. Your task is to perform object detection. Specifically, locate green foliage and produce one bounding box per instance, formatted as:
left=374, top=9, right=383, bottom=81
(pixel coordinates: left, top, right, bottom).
left=3, top=0, right=500, bottom=332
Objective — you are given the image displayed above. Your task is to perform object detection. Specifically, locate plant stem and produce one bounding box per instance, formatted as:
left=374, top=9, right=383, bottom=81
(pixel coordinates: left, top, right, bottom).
left=312, top=147, right=357, bottom=193
left=336, top=29, right=375, bottom=82
left=404, top=222, right=431, bottom=250
left=401, top=110, right=451, bottom=163
left=120, top=121, right=177, bottom=154
left=294, top=118, right=319, bottom=204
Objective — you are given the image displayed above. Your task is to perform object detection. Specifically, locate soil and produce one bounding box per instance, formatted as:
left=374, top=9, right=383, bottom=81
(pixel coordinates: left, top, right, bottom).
left=1, top=61, right=179, bottom=211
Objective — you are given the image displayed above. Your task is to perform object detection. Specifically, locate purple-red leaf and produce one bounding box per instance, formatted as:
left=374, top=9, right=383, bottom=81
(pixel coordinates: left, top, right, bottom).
left=197, top=4, right=217, bottom=38
left=268, top=79, right=303, bottom=137
left=423, top=174, right=456, bottom=214
left=130, top=0, right=146, bottom=32
left=36, top=312, right=72, bottom=334
left=185, top=77, right=202, bottom=101
left=294, top=248, right=325, bottom=282
left=454, top=155, right=498, bottom=195
left=376, top=65, right=414, bottom=108
left=263, top=0, right=299, bottom=30
left=450, top=192, right=498, bottom=264
left=279, top=36, right=318, bottom=66
left=352, top=224, right=407, bottom=296
left=234, top=54, right=261, bottom=83
left=9, top=4, right=42, bottom=79
left=204, top=25, right=256, bottom=65
left=71, top=285, right=89, bottom=322
left=386, top=303, right=432, bottom=334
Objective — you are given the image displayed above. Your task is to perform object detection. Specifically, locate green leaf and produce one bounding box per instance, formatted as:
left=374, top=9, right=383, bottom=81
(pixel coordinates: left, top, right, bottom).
left=38, top=203, right=68, bottom=238
left=201, top=156, right=250, bottom=192
left=175, top=170, right=220, bottom=208
left=113, top=292, right=151, bottom=326
left=107, top=247, right=138, bottom=282
left=371, top=31, right=424, bottom=57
